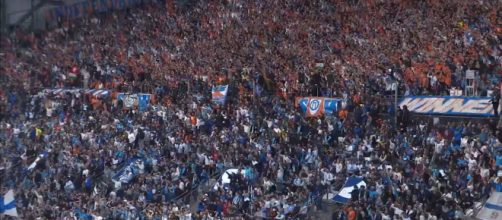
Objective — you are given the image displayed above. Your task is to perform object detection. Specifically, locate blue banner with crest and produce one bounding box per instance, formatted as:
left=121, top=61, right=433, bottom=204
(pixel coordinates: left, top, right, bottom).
left=296, top=97, right=342, bottom=117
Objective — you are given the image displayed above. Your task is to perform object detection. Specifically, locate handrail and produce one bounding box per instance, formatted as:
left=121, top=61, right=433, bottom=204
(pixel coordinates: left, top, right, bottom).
left=201, top=178, right=324, bottom=219
left=171, top=168, right=225, bottom=204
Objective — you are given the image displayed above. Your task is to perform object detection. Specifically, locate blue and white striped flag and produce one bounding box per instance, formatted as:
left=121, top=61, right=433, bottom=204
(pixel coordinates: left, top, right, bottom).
left=476, top=192, right=502, bottom=220
left=332, top=177, right=366, bottom=204
left=0, top=190, right=18, bottom=217
left=42, top=88, right=110, bottom=98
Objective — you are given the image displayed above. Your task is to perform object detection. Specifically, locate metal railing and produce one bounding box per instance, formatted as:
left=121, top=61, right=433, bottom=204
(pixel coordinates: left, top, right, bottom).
left=171, top=168, right=225, bottom=204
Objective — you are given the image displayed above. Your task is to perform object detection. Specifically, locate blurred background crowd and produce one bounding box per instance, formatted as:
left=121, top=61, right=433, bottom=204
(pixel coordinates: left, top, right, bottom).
left=0, top=0, right=501, bottom=219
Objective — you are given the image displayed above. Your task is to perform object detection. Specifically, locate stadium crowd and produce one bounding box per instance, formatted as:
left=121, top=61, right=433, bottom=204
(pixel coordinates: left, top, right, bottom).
left=0, top=0, right=501, bottom=219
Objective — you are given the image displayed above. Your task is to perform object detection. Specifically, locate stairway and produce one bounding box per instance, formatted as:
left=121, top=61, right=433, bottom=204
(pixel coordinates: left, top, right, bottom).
left=189, top=178, right=217, bottom=213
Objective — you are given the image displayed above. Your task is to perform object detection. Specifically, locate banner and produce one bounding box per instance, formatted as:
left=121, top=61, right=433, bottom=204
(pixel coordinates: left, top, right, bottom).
left=296, top=97, right=342, bottom=117
left=212, top=85, right=228, bottom=104
left=399, top=96, right=498, bottom=116
left=332, top=177, right=366, bottom=204
left=117, top=93, right=151, bottom=112
left=476, top=192, right=502, bottom=220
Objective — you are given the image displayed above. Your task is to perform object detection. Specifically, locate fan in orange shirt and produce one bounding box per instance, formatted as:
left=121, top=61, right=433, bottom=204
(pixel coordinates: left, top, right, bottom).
left=117, top=49, right=126, bottom=64
left=403, top=67, right=414, bottom=84
left=150, top=94, right=157, bottom=105
left=90, top=96, right=102, bottom=110
left=163, top=97, right=172, bottom=107
left=217, top=75, right=226, bottom=84
left=190, top=114, right=197, bottom=126
left=412, top=63, right=429, bottom=88
left=339, top=108, right=348, bottom=121
left=434, top=63, right=452, bottom=86
left=352, top=93, right=361, bottom=105
left=238, top=84, right=247, bottom=97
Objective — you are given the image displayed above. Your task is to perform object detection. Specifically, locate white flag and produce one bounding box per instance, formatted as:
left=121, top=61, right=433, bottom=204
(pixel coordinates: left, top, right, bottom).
left=1, top=190, right=18, bottom=217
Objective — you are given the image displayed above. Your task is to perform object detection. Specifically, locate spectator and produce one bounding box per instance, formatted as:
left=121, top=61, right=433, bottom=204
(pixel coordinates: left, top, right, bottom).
left=491, top=88, right=500, bottom=117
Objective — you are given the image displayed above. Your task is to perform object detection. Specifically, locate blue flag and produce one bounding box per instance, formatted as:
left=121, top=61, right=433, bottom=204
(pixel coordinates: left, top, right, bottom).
left=138, top=94, right=151, bottom=112
left=74, top=208, right=93, bottom=220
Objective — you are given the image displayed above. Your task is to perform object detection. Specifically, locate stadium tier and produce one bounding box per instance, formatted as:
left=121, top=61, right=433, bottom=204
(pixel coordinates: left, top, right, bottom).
left=0, top=0, right=501, bottom=219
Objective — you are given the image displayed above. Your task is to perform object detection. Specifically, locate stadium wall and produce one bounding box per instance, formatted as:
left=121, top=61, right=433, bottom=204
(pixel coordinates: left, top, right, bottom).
left=3, top=0, right=152, bottom=31
left=4, top=0, right=42, bottom=29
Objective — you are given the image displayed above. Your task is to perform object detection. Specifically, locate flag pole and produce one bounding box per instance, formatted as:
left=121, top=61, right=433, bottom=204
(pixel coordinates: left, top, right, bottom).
left=395, top=81, right=398, bottom=128
left=253, top=74, right=256, bottom=104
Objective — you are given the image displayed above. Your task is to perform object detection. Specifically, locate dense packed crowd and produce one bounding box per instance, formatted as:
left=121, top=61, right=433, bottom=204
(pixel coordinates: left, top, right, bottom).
left=0, top=0, right=501, bottom=219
